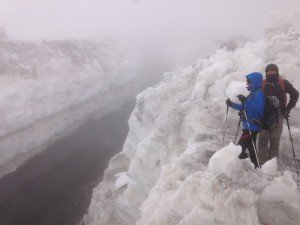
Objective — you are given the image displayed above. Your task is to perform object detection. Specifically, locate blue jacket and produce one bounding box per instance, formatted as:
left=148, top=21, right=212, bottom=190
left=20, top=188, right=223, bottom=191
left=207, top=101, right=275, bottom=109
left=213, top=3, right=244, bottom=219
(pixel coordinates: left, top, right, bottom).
left=231, top=72, right=265, bottom=131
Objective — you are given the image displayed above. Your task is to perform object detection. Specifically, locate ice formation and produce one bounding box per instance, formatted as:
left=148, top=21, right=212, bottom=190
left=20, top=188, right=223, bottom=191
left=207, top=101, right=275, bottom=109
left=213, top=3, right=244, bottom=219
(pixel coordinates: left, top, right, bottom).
left=84, top=11, right=300, bottom=225
left=0, top=36, right=139, bottom=176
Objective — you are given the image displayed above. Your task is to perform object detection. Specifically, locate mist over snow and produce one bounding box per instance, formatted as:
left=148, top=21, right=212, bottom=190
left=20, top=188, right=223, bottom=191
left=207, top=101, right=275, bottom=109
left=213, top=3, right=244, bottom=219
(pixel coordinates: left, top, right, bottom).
left=0, top=34, right=141, bottom=177
left=0, top=1, right=300, bottom=224
left=1, top=0, right=300, bottom=41
left=1, top=0, right=300, bottom=72
left=84, top=11, right=300, bottom=225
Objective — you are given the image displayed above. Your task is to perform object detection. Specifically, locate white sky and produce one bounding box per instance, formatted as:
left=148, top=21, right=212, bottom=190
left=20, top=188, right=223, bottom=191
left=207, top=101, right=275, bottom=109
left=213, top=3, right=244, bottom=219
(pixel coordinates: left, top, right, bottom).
left=0, top=0, right=300, bottom=42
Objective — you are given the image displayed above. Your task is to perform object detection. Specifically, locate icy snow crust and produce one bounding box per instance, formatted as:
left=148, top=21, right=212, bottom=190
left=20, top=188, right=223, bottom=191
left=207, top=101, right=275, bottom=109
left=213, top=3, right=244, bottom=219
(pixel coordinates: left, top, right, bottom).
left=0, top=35, right=138, bottom=176
left=85, top=12, right=300, bottom=225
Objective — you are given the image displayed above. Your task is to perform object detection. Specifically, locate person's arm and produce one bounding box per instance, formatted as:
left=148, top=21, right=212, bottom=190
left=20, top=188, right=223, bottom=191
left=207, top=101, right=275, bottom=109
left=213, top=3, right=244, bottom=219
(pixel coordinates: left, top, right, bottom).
left=284, top=80, right=299, bottom=111
left=231, top=102, right=243, bottom=111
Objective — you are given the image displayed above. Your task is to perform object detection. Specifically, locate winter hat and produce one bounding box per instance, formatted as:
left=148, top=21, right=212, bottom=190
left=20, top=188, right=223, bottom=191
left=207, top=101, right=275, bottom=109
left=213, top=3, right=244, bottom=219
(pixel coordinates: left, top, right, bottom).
left=265, top=64, right=279, bottom=73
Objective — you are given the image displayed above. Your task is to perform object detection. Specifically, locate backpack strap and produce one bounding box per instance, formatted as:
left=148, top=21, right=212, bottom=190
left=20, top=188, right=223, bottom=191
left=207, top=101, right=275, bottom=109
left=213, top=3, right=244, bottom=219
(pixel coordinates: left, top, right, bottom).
left=262, top=78, right=285, bottom=90
left=278, top=78, right=285, bottom=91
left=278, top=78, right=287, bottom=106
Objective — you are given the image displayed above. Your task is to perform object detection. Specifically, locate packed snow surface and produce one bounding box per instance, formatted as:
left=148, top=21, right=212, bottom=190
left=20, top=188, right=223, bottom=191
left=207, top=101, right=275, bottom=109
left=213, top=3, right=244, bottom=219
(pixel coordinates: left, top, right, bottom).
left=85, top=11, right=300, bottom=225
left=0, top=34, right=138, bottom=176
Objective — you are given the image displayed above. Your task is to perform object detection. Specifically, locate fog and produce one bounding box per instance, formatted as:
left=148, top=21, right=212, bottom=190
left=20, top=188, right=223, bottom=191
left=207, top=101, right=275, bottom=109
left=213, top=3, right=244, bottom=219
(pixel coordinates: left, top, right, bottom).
left=1, top=0, right=300, bottom=70
left=0, top=2, right=300, bottom=224
left=1, top=0, right=300, bottom=42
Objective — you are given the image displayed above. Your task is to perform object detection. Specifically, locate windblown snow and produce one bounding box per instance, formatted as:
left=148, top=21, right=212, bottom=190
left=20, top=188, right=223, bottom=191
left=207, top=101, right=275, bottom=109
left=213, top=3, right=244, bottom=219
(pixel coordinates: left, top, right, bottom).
left=0, top=33, right=139, bottom=176
left=84, top=11, right=300, bottom=225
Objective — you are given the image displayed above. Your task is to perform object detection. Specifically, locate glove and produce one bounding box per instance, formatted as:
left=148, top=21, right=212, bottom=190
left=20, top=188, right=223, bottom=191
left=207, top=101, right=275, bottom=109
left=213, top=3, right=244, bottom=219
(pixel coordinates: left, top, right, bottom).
left=226, top=98, right=233, bottom=107
left=237, top=95, right=247, bottom=103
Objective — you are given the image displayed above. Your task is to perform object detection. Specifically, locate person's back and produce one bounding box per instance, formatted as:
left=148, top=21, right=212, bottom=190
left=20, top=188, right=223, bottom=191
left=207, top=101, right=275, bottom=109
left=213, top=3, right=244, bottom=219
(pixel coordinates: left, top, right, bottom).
left=258, top=64, right=299, bottom=165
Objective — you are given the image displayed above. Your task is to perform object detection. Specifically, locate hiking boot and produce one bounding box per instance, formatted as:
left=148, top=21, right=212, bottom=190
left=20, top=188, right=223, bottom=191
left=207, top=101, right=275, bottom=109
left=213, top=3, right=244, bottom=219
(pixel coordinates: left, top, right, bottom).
left=239, top=151, right=248, bottom=159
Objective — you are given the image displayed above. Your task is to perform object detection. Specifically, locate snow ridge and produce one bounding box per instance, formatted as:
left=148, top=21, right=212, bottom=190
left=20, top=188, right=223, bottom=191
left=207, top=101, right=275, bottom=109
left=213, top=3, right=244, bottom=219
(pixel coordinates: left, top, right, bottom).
left=85, top=12, right=300, bottom=225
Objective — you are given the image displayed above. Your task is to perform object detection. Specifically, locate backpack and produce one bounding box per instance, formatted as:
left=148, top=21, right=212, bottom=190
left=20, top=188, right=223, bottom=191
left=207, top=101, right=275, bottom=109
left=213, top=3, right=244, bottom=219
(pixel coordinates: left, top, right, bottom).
left=261, top=78, right=286, bottom=129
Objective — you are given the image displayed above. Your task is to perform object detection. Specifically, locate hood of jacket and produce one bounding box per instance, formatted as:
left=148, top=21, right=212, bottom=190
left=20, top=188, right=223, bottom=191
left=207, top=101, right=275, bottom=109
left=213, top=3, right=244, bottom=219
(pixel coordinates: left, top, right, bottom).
left=246, top=72, right=263, bottom=92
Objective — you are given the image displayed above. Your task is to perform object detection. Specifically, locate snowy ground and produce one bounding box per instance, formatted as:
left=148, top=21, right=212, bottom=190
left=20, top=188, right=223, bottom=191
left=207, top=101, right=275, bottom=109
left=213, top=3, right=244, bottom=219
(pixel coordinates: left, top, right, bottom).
left=0, top=32, right=140, bottom=177
left=84, top=12, right=300, bottom=225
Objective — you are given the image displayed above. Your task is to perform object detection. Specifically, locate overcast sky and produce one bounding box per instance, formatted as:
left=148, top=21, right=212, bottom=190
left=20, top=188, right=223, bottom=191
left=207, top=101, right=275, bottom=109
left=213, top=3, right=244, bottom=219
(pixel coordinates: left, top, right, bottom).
left=1, top=0, right=300, bottom=43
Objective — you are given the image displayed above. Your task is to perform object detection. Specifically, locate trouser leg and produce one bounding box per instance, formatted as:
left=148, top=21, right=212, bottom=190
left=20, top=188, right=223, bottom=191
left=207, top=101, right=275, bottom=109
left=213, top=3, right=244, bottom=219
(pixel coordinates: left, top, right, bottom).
left=257, top=129, right=269, bottom=165
left=248, top=131, right=258, bottom=168
left=247, top=131, right=259, bottom=168
left=238, top=130, right=250, bottom=159
left=238, top=130, right=259, bottom=167
left=268, top=115, right=284, bottom=160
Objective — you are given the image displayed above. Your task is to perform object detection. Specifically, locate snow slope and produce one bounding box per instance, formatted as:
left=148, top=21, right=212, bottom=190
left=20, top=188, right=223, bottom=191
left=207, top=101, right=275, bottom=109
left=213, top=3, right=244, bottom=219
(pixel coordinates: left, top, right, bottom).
left=84, top=11, right=300, bottom=225
left=0, top=32, right=139, bottom=176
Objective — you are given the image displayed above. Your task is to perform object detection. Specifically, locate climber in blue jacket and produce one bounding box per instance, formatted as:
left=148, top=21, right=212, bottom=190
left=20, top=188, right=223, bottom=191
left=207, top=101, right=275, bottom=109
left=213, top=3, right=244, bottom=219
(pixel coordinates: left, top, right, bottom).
left=226, top=72, right=265, bottom=168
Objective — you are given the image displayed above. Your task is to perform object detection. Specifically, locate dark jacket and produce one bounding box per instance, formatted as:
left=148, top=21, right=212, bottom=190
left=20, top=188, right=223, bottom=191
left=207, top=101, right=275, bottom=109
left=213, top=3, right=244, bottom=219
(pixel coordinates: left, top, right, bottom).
left=231, top=72, right=265, bottom=131
left=265, top=73, right=299, bottom=112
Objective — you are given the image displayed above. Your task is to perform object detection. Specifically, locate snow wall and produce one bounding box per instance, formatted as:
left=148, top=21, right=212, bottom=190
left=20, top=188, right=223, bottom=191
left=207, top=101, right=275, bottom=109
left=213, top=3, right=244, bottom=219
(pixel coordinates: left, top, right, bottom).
left=84, top=11, right=300, bottom=225
left=0, top=33, right=140, bottom=177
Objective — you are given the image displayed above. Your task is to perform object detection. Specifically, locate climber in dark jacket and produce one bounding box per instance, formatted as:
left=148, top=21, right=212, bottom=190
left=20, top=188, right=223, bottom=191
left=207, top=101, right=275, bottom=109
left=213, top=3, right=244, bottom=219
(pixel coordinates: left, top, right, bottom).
left=226, top=72, right=265, bottom=168
left=258, top=64, right=299, bottom=165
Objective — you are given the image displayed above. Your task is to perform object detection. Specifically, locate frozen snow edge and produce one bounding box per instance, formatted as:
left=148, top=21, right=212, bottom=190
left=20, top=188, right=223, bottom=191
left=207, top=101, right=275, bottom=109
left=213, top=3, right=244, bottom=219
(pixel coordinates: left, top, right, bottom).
left=136, top=144, right=299, bottom=225
left=84, top=11, right=300, bottom=225
left=0, top=83, right=135, bottom=177
left=0, top=37, right=140, bottom=177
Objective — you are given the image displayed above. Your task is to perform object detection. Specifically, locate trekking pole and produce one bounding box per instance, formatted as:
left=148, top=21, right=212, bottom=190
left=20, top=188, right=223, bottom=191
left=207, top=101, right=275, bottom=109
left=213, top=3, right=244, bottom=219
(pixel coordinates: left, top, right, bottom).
left=285, top=115, right=299, bottom=177
left=234, top=116, right=242, bottom=144
left=223, top=104, right=229, bottom=147
left=242, top=106, right=261, bottom=168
